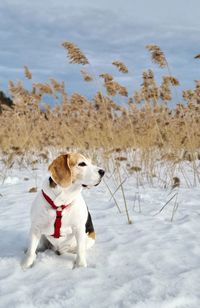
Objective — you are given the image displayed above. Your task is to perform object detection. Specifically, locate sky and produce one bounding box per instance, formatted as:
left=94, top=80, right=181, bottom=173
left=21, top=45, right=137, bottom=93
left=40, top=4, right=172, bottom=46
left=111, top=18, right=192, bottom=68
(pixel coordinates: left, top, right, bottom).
left=0, top=0, right=199, bottom=101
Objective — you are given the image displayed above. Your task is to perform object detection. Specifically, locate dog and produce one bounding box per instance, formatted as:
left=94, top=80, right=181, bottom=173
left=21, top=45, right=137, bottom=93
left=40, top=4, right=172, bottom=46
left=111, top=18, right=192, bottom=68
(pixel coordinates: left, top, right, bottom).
left=21, top=153, right=105, bottom=269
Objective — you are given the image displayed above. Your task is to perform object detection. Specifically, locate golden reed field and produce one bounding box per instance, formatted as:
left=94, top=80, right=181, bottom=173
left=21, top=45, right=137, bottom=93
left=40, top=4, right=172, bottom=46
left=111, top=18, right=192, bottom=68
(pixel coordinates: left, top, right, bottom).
left=0, top=42, right=200, bottom=189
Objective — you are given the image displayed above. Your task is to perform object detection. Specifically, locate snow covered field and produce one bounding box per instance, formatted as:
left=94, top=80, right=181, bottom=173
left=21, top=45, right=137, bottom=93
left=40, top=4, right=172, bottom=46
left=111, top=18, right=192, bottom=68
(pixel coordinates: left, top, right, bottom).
left=0, top=162, right=200, bottom=308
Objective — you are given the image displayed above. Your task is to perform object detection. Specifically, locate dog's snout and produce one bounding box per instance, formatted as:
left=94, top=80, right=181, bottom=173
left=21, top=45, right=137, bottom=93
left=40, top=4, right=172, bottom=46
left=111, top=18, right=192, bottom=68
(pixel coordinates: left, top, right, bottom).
left=98, top=169, right=105, bottom=177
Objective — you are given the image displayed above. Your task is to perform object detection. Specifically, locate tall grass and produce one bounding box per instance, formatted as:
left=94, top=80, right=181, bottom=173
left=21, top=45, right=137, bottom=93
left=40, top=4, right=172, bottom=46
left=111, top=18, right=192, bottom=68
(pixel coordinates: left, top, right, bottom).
left=0, top=41, right=200, bottom=187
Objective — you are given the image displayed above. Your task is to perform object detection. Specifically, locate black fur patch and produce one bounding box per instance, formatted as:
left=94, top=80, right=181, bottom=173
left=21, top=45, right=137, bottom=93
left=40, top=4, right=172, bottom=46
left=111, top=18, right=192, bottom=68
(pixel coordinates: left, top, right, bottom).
left=85, top=211, right=95, bottom=234
left=49, top=177, right=57, bottom=188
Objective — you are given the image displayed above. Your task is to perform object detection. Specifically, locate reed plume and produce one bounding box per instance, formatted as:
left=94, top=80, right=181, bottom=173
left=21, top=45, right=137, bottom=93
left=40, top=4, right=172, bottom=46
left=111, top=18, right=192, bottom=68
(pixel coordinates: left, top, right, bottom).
left=33, top=83, right=53, bottom=95
left=81, top=70, right=93, bottom=82
left=62, top=41, right=89, bottom=65
left=99, top=73, right=113, bottom=82
left=50, top=79, right=65, bottom=93
left=24, top=66, right=32, bottom=79
left=112, top=60, right=128, bottom=73
left=146, top=44, right=167, bottom=68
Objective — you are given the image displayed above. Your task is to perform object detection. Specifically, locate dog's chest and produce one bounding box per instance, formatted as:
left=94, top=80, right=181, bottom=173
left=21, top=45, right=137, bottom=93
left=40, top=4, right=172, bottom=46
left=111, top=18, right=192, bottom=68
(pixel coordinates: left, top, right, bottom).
left=42, top=204, right=85, bottom=249
left=43, top=206, right=74, bottom=236
left=31, top=190, right=88, bottom=244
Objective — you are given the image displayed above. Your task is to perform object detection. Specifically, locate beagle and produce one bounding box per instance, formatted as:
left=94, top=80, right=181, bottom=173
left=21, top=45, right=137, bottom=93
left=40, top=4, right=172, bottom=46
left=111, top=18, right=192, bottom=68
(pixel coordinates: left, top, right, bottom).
left=21, top=153, right=105, bottom=269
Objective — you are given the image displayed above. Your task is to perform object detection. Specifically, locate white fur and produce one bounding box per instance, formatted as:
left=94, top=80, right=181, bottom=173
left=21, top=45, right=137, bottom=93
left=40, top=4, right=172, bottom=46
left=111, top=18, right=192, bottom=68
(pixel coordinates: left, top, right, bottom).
left=21, top=155, right=102, bottom=269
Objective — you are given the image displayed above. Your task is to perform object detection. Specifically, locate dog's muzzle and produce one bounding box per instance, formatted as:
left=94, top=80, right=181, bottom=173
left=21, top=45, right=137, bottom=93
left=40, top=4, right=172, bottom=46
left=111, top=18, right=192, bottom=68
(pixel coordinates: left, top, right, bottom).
left=82, top=169, right=105, bottom=188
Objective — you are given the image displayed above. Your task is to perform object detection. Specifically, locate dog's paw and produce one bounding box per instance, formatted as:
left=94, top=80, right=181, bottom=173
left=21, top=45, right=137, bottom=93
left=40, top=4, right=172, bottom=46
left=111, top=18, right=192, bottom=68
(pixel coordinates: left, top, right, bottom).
left=21, top=253, right=36, bottom=270
left=73, top=257, right=87, bottom=268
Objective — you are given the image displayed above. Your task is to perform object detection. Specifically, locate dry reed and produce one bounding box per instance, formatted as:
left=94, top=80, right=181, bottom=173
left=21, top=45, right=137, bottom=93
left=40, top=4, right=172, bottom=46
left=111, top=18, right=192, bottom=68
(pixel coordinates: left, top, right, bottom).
left=1, top=41, right=200, bottom=188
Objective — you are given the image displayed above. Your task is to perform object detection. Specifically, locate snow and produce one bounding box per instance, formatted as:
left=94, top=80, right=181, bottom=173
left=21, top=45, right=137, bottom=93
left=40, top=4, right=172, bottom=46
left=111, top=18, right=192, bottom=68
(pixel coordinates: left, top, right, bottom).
left=0, top=163, right=200, bottom=308
left=3, top=176, right=20, bottom=185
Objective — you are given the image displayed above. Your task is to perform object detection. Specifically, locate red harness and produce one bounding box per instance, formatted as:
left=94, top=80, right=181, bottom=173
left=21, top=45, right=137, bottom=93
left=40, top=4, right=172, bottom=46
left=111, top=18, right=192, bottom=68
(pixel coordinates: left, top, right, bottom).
left=42, top=190, right=70, bottom=238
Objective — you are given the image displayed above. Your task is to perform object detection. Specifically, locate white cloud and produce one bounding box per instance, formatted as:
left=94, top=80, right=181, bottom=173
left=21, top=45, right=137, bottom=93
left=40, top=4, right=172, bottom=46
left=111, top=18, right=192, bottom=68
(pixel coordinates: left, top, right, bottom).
left=0, top=0, right=199, bottom=97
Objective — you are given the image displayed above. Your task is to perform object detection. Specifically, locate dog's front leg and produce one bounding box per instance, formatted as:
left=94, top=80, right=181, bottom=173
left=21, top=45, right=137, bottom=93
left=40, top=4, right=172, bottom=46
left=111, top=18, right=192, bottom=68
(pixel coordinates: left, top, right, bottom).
left=21, top=228, right=41, bottom=269
left=74, top=226, right=87, bottom=268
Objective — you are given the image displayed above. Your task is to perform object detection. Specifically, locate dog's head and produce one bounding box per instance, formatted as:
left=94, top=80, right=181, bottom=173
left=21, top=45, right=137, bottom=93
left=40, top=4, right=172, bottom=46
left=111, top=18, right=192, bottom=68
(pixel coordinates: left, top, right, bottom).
left=48, top=153, right=105, bottom=188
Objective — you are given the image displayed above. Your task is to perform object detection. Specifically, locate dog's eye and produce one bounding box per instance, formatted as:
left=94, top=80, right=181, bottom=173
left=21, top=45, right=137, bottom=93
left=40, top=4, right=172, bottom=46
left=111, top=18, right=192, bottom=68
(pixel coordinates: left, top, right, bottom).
left=78, top=162, right=87, bottom=167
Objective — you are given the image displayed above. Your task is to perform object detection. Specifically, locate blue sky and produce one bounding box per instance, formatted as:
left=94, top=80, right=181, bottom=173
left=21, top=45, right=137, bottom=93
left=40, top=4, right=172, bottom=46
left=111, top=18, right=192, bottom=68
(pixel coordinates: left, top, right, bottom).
left=0, top=0, right=200, bottom=100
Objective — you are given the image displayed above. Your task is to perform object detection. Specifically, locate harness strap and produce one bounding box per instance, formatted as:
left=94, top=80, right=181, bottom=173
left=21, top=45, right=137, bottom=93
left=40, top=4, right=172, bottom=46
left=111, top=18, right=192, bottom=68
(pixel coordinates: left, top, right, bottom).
left=42, top=190, right=70, bottom=238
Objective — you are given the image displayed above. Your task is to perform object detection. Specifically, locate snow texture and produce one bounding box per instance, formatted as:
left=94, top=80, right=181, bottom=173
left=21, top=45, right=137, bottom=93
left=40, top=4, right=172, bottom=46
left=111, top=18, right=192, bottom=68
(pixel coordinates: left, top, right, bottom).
left=0, top=164, right=200, bottom=308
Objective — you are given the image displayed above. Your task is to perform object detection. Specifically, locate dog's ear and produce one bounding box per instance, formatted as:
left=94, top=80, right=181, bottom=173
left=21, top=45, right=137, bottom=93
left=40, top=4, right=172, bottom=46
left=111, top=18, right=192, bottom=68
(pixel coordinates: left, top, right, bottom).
left=48, top=154, right=72, bottom=187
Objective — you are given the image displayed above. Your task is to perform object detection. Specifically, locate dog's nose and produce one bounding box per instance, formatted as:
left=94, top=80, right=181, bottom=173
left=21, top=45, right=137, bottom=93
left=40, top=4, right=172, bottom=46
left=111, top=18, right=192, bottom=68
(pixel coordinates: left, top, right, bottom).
left=98, top=169, right=105, bottom=177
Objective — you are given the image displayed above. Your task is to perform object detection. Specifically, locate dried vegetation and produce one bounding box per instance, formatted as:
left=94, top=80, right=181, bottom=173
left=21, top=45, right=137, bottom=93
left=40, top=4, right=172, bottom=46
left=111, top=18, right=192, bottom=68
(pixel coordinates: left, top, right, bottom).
left=0, top=41, right=200, bottom=186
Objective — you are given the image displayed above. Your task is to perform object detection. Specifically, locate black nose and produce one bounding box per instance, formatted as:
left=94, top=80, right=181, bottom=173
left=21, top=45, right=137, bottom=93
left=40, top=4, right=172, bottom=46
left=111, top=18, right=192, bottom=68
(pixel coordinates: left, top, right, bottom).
left=98, top=169, right=105, bottom=177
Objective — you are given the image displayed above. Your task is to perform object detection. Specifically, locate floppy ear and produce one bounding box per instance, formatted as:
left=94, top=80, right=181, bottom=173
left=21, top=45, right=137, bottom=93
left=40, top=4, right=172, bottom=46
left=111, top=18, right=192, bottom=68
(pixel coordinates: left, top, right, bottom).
left=48, top=154, right=72, bottom=187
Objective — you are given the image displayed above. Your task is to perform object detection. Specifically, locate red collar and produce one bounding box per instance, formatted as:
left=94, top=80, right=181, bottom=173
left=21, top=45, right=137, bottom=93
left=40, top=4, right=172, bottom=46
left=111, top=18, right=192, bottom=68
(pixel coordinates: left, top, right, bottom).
left=42, top=189, right=70, bottom=238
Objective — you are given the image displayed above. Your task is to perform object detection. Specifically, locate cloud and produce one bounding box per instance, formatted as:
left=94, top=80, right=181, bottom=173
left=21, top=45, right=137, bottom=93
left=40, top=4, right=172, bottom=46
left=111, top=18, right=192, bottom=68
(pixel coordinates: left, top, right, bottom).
left=0, top=0, right=199, bottom=99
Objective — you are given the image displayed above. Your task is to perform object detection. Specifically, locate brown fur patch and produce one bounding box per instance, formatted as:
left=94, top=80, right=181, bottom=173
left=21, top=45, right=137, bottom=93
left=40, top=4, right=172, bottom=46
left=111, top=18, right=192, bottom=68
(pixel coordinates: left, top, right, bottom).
left=48, top=153, right=84, bottom=187
left=68, top=153, right=82, bottom=168
left=48, top=154, right=71, bottom=187
left=88, top=231, right=96, bottom=240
